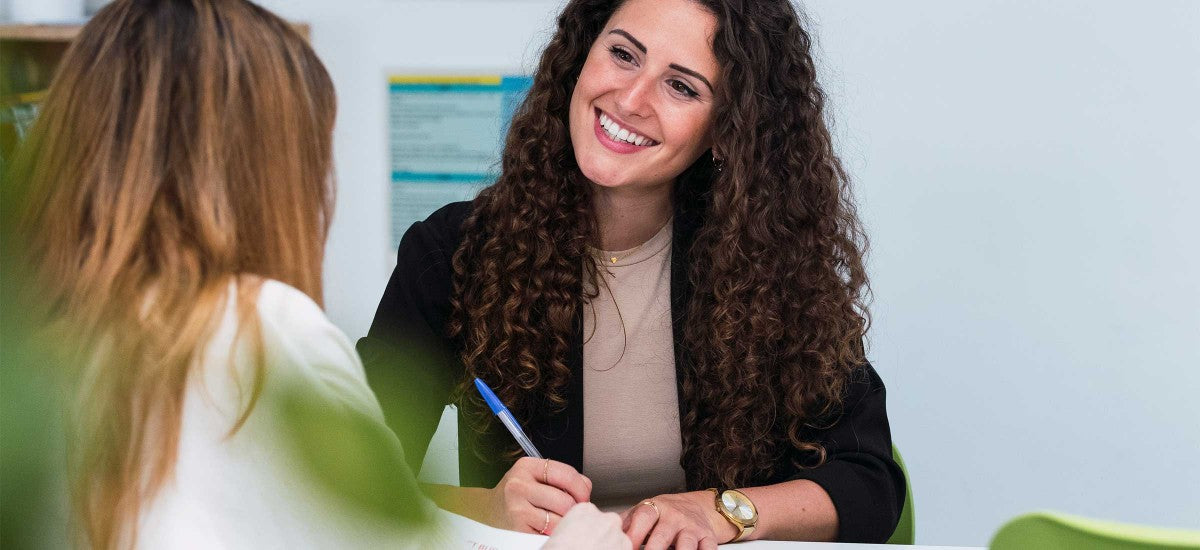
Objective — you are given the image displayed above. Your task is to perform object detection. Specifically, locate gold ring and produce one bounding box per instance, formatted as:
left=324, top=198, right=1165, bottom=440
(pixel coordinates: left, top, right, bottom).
left=540, top=509, right=551, bottom=534
left=640, top=500, right=660, bottom=518
left=543, top=458, right=551, bottom=485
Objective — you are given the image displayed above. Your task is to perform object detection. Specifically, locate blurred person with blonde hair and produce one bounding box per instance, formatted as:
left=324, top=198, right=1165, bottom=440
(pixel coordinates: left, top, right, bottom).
left=7, top=0, right=629, bottom=548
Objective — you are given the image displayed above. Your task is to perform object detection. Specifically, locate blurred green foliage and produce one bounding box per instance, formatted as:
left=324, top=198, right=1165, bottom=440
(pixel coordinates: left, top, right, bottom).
left=1, top=141, right=69, bottom=549
left=0, top=326, right=70, bottom=549
left=272, top=381, right=433, bottom=530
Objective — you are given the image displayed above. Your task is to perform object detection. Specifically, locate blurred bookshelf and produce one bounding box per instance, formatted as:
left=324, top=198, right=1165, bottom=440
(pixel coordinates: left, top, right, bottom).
left=1, top=24, right=79, bottom=165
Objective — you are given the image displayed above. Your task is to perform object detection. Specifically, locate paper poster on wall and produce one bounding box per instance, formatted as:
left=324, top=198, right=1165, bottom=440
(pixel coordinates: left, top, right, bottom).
left=388, top=74, right=533, bottom=250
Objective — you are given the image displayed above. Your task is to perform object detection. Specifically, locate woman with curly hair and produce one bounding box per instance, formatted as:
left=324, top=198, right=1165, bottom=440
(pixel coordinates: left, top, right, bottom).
left=360, top=0, right=905, bottom=546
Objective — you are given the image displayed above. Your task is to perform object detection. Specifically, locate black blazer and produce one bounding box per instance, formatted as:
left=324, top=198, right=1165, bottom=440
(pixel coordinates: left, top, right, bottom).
left=357, top=199, right=905, bottom=543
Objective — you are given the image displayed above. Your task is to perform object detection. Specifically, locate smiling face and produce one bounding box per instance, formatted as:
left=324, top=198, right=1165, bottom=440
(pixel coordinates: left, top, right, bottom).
left=568, top=0, right=719, bottom=192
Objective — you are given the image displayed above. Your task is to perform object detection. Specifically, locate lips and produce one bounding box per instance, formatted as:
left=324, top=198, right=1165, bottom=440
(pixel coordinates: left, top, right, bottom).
left=593, top=108, right=659, bottom=154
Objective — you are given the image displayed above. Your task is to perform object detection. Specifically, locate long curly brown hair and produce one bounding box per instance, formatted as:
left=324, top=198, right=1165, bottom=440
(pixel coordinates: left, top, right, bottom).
left=449, top=0, right=869, bottom=490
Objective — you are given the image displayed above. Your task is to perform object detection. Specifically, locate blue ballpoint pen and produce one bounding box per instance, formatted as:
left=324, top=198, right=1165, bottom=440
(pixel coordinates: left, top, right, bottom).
left=473, top=377, right=543, bottom=459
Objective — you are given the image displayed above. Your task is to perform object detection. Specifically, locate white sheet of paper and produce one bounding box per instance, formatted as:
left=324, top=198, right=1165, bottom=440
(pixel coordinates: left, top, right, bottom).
left=427, top=510, right=983, bottom=550
left=725, top=543, right=982, bottom=550
left=433, top=510, right=549, bottom=550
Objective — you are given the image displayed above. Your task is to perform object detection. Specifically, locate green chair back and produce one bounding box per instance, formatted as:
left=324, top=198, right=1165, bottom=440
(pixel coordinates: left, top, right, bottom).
left=886, top=445, right=915, bottom=544
left=990, top=511, right=1200, bottom=550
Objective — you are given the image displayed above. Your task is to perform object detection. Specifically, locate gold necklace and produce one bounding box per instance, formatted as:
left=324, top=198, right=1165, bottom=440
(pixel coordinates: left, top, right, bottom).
left=597, top=240, right=648, bottom=265
left=594, top=219, right=671, bottom=265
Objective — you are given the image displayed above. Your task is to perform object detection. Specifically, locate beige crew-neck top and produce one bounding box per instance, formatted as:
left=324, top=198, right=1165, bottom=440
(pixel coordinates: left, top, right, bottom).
left=582, top=220, right=686, bottom=512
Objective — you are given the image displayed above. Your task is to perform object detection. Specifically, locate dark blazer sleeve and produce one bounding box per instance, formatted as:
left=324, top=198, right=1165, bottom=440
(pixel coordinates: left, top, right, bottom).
left=356, top=201, right=473, bottom=474
left=783, top=363, right=905, bottom=543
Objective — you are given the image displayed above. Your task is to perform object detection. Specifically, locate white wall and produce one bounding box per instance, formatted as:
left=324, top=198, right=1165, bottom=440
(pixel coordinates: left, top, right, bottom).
left=255, top=0, right=1200, bottom=546
left=809, top=1, right=1200, bottom=544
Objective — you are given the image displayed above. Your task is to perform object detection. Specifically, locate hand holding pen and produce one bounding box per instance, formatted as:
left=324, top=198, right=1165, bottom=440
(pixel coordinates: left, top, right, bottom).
left=475, top=378, right=594, bottom=535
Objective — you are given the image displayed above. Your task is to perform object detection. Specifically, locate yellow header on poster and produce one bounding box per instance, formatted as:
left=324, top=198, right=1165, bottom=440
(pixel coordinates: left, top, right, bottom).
left=388, top=75, right=503, bottom=85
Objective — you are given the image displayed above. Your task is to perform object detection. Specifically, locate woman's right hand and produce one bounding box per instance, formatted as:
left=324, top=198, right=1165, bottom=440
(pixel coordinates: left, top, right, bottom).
left=542, top=503, right=631, bottom=550
left=487, top=457, right=593, bottom=534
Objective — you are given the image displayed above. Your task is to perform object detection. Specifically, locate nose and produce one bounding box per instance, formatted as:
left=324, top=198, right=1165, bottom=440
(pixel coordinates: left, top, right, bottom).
left=615, top=74, right=655, bottom=119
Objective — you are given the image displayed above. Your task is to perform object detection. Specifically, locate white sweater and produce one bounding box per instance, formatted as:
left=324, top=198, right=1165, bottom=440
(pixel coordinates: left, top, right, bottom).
left=134, top=279, right=451, bottom=549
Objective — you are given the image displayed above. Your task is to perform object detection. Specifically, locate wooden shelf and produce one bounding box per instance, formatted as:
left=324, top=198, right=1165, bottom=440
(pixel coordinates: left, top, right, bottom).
left=0, top=22, right=310, bottom=42
left=0, top=24, right=85, bottom=42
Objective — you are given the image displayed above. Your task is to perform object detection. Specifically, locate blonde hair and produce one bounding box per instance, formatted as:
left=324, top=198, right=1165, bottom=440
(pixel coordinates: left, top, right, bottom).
left=7, top=0, right=336, bottom=546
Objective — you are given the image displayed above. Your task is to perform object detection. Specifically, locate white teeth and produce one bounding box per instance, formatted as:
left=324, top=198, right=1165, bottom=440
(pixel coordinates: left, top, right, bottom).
left=597, top=110, right=654, bottom=146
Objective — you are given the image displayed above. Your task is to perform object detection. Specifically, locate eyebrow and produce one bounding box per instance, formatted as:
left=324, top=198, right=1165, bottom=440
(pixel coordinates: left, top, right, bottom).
left=608, top=28, right=715, bottom=94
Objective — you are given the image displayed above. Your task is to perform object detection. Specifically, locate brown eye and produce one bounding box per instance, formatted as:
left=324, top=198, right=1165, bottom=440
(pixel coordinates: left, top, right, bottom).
left=609, top=46, right=636, bottom=64
left=669, top=79, right=699, bottom=98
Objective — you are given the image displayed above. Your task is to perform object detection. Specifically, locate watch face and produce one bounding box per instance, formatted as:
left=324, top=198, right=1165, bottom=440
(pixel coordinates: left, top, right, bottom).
left=720, top=491, right=757, bottom=523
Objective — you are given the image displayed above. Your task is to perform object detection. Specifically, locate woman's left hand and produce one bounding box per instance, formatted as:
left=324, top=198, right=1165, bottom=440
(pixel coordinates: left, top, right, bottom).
left=620, top=491, right=734, bottom=550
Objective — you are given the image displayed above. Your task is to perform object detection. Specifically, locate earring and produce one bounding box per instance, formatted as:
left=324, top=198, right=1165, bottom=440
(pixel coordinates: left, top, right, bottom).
left=712, top=152, right=724, bottom=173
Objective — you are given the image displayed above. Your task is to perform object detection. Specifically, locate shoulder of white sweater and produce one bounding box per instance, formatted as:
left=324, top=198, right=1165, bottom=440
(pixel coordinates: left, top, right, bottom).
left=253, top=280, right=347, bottom=356
left=239, top=278, right=383, bottom=422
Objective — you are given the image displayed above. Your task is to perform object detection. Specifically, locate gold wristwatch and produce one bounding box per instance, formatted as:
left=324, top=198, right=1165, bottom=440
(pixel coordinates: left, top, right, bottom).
left=708, top=488, right=758, bottom=542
